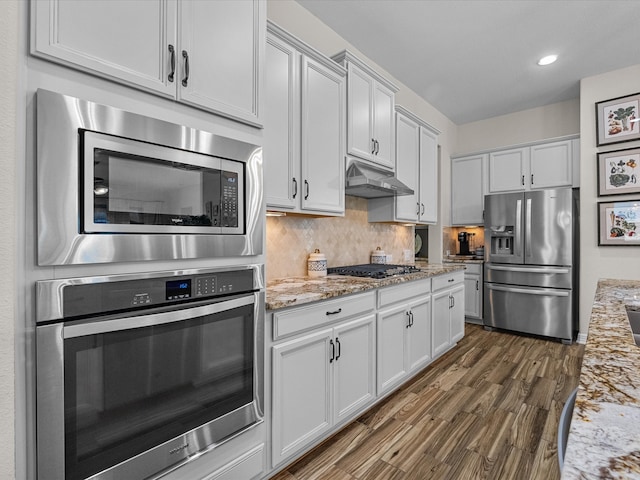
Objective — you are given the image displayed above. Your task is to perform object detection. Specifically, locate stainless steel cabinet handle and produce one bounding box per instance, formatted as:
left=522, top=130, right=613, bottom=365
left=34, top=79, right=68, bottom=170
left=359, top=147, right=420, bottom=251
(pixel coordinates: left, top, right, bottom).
left=326, top=308, right=342, bottom=316
left=182, top=50, right=190, bottom=87
left=304, top=180, right=309, bottom=200
left=168, top=45, right=175, bottom=82
left=421, top=203, right=425, bottom=215
left=410, top=311, right=414, bottom=326
left=531, top=174, right=534, bottom=185
left=292, top=177, right=298, bottom=199
left=371, top=138, right=376, bottom=154
left=476, top=280, right=479, bottom=291
left=406, top=310, right=411, bottom=328
left=375, top=139, right=379, bottom=155
left=329, top=339, right=335, bottom=363
left=335, top=337, right=341, bottom=361
left=521, top=175, right=525, bottom=186
left=416, top=203, right=421, bottom=215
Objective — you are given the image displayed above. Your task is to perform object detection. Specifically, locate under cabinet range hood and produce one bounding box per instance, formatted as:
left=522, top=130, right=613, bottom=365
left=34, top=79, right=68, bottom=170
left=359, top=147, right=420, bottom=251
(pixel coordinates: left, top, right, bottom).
left=345, top=159, right=414, bottom=198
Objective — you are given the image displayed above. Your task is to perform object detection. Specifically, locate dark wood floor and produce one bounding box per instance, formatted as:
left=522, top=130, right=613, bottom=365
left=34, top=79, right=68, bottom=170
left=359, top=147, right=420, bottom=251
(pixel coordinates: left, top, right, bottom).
left=271, top=324, right=584, bottom=480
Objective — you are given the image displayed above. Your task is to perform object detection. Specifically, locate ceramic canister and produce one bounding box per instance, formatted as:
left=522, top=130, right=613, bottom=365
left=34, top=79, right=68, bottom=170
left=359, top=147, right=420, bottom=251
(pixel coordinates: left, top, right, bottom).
left=307, top=249, right=327, bottom=277
left=371, top=246, right=386, bottom=264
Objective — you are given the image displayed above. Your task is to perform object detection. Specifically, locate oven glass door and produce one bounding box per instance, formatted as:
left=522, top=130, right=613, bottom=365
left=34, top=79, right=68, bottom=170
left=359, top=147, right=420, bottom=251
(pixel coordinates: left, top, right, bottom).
left=63, top=298, right=255, bottom=480
left=84, top=131, right=244, bottom=235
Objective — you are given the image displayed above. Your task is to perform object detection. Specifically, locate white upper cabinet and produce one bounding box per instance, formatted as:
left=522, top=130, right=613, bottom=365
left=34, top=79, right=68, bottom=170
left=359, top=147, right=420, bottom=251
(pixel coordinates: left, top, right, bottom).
left=451, top=153, right=487, bottom=226
left=31, top=0, right=265, bottom=127
left=488, top=139, right=577, bottom=193
left=332, top=51, right=398, bottom=171
left=369, top=107, right=439, bottom=224
left=264, top=23, right=346, bottom=216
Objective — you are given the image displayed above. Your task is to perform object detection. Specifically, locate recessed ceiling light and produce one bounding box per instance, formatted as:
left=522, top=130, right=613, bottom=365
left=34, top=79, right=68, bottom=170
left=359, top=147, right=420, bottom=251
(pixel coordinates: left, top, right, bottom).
left=538, top=55, right=558, bottom=66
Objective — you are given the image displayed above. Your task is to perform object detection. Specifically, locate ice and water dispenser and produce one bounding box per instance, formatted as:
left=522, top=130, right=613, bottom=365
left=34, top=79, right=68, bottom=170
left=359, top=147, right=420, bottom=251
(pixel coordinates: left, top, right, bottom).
left=489, top=226, right=515, bottom=255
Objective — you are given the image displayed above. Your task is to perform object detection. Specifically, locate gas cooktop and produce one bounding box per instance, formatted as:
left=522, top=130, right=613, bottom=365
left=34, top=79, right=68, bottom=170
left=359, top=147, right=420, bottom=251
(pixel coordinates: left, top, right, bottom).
left=327, top=264, right=420, bottom=279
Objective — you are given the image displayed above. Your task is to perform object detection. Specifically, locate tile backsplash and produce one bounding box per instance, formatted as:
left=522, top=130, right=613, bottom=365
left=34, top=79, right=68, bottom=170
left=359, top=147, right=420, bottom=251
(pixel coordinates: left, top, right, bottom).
left=266, top=196, right=414, bottom=281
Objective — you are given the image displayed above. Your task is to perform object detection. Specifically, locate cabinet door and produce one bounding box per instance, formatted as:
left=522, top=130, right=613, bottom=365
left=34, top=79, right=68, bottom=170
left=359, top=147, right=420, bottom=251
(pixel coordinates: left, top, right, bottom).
left=333, top=315, right=376, bottom=423
left=31, top=0, right=177, bottom=96
left=300, top=57, right=345, bottom=214
left=450, top=285, right=465, bottom=343
left=489, top=148, right=529, bottom=193
left=372, top=82, right=395, bottom=169
left=264, top=34, right=299, bottom=210
left=377, top=305, right=409, bottom=395
left=530, top=140, right=573, bottom=189
left=178, top=0, right=264, bottom=126
left=272, top=329, right=332, bottom=466
left=431, top=290, right=451, bottom=358
left=464, top=272, right=481, bottom=319
left=419, top=127, right=438, bottom=224
left=347, top=63, right=374, bottom=161
left=395, top=113, right=420, bottom=222
left=451, top=154, right=486, bottom=226
left=407, top=296, right=432, bottom=372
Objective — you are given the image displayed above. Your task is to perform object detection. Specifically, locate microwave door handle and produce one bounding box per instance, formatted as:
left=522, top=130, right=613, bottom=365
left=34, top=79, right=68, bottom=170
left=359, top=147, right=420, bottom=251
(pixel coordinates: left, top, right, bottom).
left=525, top=197, right=532, bottom=259
left=515, top=199, right=522, bottom=257
left=63, top=294, right=255, bottom=339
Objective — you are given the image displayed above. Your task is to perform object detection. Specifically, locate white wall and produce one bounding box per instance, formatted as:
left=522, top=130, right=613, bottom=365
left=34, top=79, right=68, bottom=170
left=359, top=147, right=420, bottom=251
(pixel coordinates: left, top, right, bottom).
left=0, top=1, right=18, bottom=478
left=579, top=64, right=640, bottom=335
left=267, top=0, right=458, bottom=256
left=456, top=98, right=580, bottom=155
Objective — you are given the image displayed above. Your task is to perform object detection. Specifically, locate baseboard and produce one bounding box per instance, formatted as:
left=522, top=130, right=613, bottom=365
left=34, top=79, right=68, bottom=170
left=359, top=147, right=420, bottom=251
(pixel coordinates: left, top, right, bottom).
left=577, top=332, right=588, bottom=344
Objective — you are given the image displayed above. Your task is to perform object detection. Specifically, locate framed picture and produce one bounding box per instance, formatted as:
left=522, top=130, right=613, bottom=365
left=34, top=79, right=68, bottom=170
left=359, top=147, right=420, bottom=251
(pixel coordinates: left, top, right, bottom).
left=596, top=92, right=640, bottom=146
left=597, top=147, right=640, bottom=196
left=598, top=200, right=640, bottom=245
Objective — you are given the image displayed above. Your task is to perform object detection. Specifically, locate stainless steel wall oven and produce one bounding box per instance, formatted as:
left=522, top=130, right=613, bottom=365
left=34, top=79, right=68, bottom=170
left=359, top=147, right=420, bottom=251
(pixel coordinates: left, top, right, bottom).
left=36, top=89, right=263, bottom=265
left=36, top=265, right=264, bottom=480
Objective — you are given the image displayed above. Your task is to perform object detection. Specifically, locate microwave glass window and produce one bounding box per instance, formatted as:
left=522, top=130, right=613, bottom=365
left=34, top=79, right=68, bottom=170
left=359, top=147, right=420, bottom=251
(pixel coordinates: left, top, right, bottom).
left=92, top=149, right=239, bottom=229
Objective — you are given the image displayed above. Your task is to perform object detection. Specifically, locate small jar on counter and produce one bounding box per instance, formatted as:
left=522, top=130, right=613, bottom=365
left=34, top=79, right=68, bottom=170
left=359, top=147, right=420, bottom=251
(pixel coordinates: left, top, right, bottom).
left=307, top=249, right=327, bottom=277
left=371, top=246, right=386, bottom=264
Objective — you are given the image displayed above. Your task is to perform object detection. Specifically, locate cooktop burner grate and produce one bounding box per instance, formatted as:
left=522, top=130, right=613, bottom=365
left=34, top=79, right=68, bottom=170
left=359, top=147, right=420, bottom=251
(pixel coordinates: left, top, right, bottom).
left=327, top=264, right=420, bottom=279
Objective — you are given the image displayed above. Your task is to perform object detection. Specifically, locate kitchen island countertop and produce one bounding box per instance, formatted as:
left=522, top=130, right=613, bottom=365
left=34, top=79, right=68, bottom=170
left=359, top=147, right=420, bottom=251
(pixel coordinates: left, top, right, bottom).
left=562, top=279, right=640, bottom=479
left=266, top=263, right=464, bottom=311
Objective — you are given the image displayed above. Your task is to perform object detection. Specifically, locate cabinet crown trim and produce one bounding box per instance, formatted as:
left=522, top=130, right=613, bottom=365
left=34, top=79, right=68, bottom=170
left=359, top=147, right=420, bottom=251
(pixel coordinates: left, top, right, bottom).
left=331, top=50, right=399, bottom=93
left=451, top=134, right=579, bottom=159
left=396, top=105, right=441, bottom=135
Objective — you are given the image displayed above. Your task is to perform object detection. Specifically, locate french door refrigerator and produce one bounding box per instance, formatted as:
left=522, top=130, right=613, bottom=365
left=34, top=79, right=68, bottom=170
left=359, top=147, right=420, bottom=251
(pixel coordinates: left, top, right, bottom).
left=483, top=187, right=578, bottom=343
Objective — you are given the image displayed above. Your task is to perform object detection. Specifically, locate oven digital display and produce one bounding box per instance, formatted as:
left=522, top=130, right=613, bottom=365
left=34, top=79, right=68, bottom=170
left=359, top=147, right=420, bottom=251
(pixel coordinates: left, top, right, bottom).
left=166, top=279, right=191, bottom=300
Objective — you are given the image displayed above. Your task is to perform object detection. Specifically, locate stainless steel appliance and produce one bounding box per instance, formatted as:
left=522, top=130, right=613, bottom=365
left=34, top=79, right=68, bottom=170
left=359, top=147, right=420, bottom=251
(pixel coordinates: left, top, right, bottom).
left=35, top=266, right=264, bottom=480
left=328, top=264, right=420, bottom=279
left=483, top=188, right=578, bottom=343
left=36, top=89, right=263, bottom=265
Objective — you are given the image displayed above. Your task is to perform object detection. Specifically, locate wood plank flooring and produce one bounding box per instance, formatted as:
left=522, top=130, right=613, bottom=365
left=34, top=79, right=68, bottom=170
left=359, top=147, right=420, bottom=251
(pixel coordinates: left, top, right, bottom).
left=271, top=324, right=584, bottom=480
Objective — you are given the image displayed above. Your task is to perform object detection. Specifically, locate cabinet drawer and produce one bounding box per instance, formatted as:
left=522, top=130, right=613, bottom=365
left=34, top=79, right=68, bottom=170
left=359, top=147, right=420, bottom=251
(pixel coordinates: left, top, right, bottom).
left=464, top=263, right=482, bottom=275
left=432, top=271, right=464, bottom=291
left=273, top=291, right=375, bottom=340
left=377, top=279, right=431, bottom=308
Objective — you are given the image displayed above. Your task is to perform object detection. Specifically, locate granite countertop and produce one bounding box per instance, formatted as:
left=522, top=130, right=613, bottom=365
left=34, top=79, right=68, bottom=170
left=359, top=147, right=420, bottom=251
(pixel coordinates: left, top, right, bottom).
left=562, top=279, right=640, bottom=479
left=443, top=255, right=485, bottom=264
left=266, top=263, right=465, bottom=311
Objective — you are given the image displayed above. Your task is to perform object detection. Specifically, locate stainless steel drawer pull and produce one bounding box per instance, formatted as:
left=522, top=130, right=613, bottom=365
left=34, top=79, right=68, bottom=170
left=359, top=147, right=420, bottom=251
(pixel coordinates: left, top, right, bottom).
left=448, top=278, right=455, bottom=282
left=168, top=45, right=175, bottom=82
left=326, top=308, right=342, bottom=316
left=182, top=50, right=190, bottom=87
left=292, top=177, right=298, bottom=199
left=329, top=339, right=335, bottom=363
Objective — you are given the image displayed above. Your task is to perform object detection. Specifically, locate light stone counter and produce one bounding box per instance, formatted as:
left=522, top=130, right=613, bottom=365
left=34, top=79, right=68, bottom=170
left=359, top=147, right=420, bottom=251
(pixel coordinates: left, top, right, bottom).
left=562, top=279, right=640, bottom=479
left=266, top=263, right=464, bottom=311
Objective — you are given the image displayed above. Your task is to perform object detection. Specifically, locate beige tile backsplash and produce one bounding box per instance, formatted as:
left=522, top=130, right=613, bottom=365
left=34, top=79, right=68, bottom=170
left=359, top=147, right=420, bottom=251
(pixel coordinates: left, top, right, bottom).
left=266, top=196, right=414, bottom=281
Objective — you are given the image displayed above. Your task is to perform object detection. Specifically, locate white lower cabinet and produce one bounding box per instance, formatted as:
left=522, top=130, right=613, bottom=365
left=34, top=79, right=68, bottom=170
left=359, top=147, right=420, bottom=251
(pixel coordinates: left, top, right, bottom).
left=270, top=293, right=376, bottom=467
left=463, top=263, right=483, bottom=321
left=377, top=279, right=432, bottom=395
left=432, top=272, right=465, bottom=358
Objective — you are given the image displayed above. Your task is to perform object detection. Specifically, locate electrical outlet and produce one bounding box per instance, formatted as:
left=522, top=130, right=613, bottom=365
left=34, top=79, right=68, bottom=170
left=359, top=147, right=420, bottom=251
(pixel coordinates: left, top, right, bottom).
left=403, top=249, right=412, bottom=262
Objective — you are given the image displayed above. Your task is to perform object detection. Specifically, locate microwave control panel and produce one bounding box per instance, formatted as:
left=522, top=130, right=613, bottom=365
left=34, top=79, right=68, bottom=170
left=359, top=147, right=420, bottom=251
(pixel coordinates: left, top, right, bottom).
left=221, top=171, right=239, bottom=228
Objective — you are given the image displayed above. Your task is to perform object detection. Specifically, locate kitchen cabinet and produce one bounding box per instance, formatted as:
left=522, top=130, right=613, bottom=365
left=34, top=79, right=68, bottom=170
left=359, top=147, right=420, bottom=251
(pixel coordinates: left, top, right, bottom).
left=31, top=0, right=265, bottom=127
left=332, top=50, right=398, bottom=171
left=270, top=293, right=375, bottom=467
left=451, top=154, right=488, bottom=226
left=463, top=263, right=483, bottom=322
left=264, top=23, right=346, bottom=215
left=432, top=271, right=465, bottom=358
left=369, top=107, right=440, bottom=224
left=489, top=139, right=577, bottom=193
left=377, top=279, right=432, bottom=395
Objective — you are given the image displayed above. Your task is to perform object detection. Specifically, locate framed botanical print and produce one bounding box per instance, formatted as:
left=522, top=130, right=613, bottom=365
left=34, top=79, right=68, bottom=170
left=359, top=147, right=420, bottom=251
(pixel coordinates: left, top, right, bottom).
left=596, top=92, right=640, bottom=146
left=598, top=200, right=640, bottom=245
left=597, top=147, right=640, bottom=196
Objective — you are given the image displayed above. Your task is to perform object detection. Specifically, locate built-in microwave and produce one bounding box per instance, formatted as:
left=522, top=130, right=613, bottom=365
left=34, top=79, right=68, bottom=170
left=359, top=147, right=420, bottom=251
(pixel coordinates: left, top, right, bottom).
left=36, top=89, right=263, bottom=265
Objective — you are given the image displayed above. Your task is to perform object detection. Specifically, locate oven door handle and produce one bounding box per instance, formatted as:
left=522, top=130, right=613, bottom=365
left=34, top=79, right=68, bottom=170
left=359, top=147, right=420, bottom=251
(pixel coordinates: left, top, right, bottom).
left=64, top=294, right=255, bottom=339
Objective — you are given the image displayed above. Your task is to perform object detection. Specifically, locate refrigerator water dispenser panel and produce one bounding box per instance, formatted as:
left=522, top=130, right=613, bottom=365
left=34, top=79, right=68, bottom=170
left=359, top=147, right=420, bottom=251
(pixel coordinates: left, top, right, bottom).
left=489, top=226, right=515, bottom=255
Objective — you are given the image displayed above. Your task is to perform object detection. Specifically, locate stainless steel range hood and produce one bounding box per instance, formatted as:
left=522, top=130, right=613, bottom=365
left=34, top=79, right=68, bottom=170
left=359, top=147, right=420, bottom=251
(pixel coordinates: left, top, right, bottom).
left=345, top=159, right=413, bottom=198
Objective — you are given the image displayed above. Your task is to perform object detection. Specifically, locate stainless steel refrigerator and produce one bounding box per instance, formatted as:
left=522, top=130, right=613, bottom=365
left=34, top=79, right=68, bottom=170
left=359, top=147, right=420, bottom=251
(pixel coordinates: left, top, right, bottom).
left=483, top=188, right=578, bottom=343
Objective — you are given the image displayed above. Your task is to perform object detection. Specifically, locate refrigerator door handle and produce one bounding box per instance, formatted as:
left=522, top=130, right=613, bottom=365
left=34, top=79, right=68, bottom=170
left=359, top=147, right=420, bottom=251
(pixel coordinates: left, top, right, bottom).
left=486, top=265, right=570, bottom=275
left=515, top=199, right=522, bottom=257
left=525, top=197, right=532, bottom=259
left=487, top=284, right=570, bottom=297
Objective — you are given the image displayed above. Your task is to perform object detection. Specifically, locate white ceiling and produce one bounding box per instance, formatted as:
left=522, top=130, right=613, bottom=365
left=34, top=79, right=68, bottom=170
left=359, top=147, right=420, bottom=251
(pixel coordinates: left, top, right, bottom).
left=295, top=0, right=640, bottom=125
